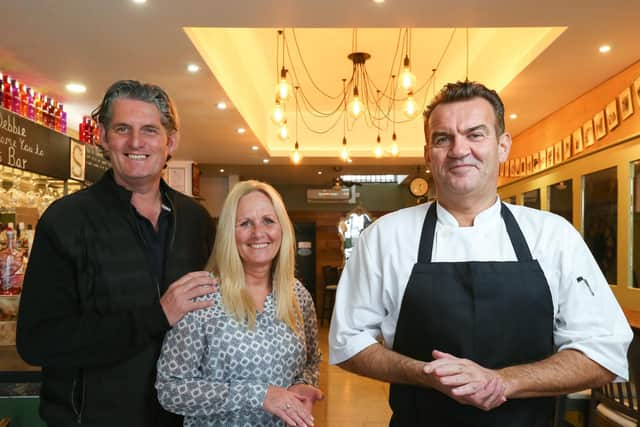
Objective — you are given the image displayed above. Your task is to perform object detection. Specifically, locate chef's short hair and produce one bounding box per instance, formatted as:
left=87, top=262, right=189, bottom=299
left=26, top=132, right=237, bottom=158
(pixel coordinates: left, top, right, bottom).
left=423, top=80, right=505, bottom=136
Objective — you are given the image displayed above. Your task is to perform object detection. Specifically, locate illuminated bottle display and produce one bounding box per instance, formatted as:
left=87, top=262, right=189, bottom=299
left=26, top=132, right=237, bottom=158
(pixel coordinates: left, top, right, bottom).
left=0, top=70, right=69, bottom=134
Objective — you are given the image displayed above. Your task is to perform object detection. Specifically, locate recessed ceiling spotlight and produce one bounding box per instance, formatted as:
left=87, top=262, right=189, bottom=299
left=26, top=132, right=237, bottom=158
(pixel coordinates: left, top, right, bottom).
left=187, top=63, right=200, bottom=73
left=373, top=0, right=384, bottom=3
left=263, top=159, right=270, bottom=164
left=425, top=169, right=430, bottom=173
left=317, top=170, right=323, bottom=175
left=219, top=168, right=225, bottom=173
left=599, top=45, right=611, bottom=53
left=65, top=82, right=87, bottom=94
left=251, top=145, right=259, bottom=151
left=132, top=0, right=146, bottom=3
left=237, top=127, right=246, bottom=134
left=509, top=113, right=518, bottom=119
left=216, top=102, right=227, bottom=110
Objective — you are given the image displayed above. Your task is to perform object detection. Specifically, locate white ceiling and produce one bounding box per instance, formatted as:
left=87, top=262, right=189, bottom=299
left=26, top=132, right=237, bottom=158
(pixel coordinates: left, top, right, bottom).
left=1, top=0, right=639, bottom=186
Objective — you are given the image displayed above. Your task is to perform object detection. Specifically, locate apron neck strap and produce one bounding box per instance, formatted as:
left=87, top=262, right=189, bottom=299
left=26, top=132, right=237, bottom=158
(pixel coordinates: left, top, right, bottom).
left=500, top=203, right=533, bottom=261
left=417, top=202, right=534, bottom=263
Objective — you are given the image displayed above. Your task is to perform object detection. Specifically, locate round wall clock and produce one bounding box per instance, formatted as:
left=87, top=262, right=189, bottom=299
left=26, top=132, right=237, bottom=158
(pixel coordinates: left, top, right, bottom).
left=409, top=177, right=429, bottom=197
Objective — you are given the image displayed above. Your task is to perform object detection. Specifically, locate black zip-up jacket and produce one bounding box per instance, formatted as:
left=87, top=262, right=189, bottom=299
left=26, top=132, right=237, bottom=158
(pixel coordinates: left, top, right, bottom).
left=16, top=170, right=215, bottom=426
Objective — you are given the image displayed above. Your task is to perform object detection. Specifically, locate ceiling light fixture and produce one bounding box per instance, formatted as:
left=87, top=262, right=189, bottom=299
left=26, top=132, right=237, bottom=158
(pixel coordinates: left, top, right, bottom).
left=65, top=83, right=87, bottom=94
left=251, top=145, right=259, bottom=151
left=291, top=86, right=303, bottom=164
left=216, top=101, right=227, bottom=110
left=219, top=168, right=225, bottom=173
left=599, top=45, right=611, bottom=53
left=263, top=159, right=270, bottom=164
left=237, top=127, right=246, bottom=134
left=271, top=28, right=460, bottom=160
left=509, top=113, right=518, bottom=119
left=187, top=64, right=200, bottom=73
left=132, top=0, right=146, bottom=4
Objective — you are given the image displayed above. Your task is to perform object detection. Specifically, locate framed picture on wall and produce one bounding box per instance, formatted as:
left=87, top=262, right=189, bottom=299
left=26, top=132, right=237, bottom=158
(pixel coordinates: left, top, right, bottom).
left=509, top=159, right=516, bottom=176
left=572, top=127, right=584, bottom=154
left=634, top=76, right=640, bottom=110
left=619, top=87, right=634, bottom=120
left=583, top=119, right=595, bottom=147
left=520, top=157, right=526, bottom=176
left=554, top=141, right=562, bottom=164
left=526, top=155, right=532, bottom=175
left=499, top=162, right=505, bottom=177
left=532, top=152, right=540, bottom=172
left=605, top=100, right=619, bottom=131
left=546, top=146, right=554, bottom=167
left=539, top=149, right=547, bottom=170
left=562, top=136, right=572, bottom=160
left=594, top=110, right=607, bottom=140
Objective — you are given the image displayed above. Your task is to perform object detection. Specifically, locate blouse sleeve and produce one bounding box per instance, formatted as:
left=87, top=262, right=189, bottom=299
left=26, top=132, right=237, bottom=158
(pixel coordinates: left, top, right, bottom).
left=155, top=307, right=268, bottom=416
left=293, top=282, right=321, bottom=387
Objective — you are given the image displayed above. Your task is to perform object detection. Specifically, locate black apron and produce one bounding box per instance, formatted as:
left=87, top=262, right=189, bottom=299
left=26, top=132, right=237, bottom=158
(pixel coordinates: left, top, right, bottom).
left=389, top=202, right=554, bottom=427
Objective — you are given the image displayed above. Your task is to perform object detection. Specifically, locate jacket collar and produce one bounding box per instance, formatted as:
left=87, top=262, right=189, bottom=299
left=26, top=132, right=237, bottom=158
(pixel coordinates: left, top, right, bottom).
left=96, top=169, right=174, bottom=206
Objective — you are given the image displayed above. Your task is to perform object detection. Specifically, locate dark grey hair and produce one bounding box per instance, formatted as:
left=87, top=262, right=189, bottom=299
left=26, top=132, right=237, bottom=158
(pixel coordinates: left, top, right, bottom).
left=91, top=80, right=180, bottom=133
left=423, top=80, right=505, bottom=137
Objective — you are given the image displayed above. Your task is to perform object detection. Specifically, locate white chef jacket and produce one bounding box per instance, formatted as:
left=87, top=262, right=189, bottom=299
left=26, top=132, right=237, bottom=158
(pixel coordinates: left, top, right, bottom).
left=328, top=199, right=632, bottom=381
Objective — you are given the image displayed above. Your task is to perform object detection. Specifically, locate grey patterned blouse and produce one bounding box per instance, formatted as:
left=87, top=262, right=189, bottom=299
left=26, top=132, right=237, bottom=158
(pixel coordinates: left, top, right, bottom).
left=156, top=280, right=321, bottom=427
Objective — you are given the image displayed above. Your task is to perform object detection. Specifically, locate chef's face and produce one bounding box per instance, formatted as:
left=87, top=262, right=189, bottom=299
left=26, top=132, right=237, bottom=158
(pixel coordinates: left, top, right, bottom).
left=425, top=97, right=511, bottom=204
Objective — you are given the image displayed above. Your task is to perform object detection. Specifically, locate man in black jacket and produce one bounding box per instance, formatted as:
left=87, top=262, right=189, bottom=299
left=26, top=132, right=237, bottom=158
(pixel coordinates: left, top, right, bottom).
left=17, top=80, right=217, bottom=427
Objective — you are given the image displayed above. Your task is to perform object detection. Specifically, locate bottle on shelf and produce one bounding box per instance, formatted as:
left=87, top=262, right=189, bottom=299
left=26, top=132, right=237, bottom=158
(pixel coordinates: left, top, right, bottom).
left=61, top=109, right=67, bottom=134
left=48, top=97, right=56, bottom=129
left=27, top=88, right=35, bottom=120
left=19, top=83, right=28, bottom=117
left=0, top=225, right=23, bottom=296
left=3, top=76, right=12, bottom=110
left=10, top=79, right=20, bottom=114
left=35, top=92, right=43, bottom=124
left=92, top=119, right=99, bottom=144
left=24, top=224, right=35, bottom=257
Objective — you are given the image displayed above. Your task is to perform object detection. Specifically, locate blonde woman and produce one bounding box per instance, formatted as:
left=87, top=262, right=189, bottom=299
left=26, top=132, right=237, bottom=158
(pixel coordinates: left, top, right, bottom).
left=156, top=180, right=322, bottom=427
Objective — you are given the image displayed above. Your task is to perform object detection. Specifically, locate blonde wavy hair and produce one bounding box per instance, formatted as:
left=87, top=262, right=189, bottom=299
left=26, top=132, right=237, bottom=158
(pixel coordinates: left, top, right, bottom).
left=206, top=180, right=301, bottom=331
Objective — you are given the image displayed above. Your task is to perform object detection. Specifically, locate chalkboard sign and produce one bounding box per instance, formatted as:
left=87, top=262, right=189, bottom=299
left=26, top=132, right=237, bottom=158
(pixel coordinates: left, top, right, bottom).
left=0, top=107, right=70, bottom=179
left=84, top=143, right=110, bottom=183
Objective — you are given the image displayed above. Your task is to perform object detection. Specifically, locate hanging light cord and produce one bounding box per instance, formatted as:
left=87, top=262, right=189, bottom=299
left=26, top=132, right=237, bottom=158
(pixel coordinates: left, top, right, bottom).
left=273, top=27, right=459, bottom=137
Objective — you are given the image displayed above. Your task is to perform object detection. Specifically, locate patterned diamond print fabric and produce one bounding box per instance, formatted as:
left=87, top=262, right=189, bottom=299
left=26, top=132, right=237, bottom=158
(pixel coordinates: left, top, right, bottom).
left=156, top=280, right=320, bottom=427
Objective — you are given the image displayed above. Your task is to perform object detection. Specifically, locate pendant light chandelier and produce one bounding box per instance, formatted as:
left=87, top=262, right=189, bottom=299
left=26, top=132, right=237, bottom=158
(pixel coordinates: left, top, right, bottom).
left=270, top=28, right=459, bottom=164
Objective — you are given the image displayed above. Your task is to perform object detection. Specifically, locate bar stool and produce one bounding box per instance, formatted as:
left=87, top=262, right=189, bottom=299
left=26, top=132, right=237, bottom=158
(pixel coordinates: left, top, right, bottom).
left=321, top=265, right=339, bottom=326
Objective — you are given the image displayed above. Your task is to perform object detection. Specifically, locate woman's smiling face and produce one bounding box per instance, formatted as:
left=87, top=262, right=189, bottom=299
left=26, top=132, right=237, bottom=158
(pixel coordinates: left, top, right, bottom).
left=235, top=191, right=283, bottom=271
